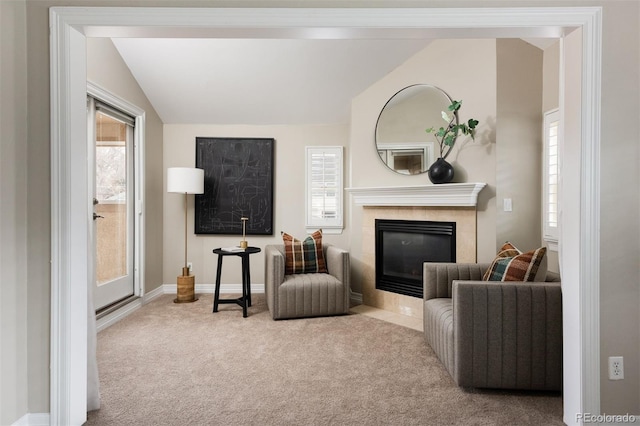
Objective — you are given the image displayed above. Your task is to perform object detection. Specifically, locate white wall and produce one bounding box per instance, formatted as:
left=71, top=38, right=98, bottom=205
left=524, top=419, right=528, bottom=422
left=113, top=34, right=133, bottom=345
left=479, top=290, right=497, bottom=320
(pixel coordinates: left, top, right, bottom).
left=0, top=1, right=29, bottom=424
left=163, top=124, right=350, bottom=286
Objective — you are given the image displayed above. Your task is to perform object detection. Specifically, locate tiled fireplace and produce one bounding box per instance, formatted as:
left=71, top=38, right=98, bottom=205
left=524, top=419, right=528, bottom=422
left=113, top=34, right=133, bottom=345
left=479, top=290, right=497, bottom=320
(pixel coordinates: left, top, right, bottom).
left=375, top=218, right=456, bottom=298
left=347, top=183, right=486, bottom=320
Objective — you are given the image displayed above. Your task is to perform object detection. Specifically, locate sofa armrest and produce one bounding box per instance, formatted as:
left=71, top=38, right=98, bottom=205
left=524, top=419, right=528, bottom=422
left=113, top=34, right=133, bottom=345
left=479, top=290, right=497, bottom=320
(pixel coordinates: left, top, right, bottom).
left=423, top=263, right=489, bottom=300
left=452, top=280, right=563, bottom=390
left=265, top=245, right=285, bottom=286
left=325, top=245, right=350, bottom=287
left=264, top=245, right=285, bottom=317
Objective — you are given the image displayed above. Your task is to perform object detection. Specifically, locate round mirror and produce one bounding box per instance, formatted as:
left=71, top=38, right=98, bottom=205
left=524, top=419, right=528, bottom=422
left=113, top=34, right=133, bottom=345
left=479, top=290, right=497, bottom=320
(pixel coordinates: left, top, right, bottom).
left=375, top=84, right=455, bottom=175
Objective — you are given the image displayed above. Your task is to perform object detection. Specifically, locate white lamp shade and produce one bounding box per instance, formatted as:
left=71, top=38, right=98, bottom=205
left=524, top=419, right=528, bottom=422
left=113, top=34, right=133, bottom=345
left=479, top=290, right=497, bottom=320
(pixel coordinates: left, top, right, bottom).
left=167, top=167, right=204, bottom=194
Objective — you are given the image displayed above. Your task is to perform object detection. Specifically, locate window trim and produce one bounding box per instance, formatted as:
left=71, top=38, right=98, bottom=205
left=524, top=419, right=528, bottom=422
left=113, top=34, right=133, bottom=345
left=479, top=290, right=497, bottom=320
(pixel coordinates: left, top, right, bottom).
left=543, top=108, right=560, bottom=250
left=305, top=146, right=344, bottom=234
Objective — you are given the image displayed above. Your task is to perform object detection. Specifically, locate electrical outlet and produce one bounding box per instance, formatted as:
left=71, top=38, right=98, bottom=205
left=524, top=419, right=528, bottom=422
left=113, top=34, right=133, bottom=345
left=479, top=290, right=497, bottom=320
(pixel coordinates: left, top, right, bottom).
left=608, top=356, right=624, bottom=380
left=187, top=262, right=193, bottom=273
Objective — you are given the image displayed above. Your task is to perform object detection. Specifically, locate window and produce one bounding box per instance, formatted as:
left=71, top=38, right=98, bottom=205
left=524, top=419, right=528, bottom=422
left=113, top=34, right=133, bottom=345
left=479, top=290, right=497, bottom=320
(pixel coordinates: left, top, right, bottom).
left=306, top=146, right=343, bottom=234
left=543, top=109, right=560, bottom=249
left=376, top=142, right=435, bottom=175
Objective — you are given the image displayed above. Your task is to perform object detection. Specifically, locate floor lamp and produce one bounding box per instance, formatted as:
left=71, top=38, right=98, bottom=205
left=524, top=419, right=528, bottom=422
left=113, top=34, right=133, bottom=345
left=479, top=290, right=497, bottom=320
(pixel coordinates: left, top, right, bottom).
left=167, top=167, right=204, bottom=303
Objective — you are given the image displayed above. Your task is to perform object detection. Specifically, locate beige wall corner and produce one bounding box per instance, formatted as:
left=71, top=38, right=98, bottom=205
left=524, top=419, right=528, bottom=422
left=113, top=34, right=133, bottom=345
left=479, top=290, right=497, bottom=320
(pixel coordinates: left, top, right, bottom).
left=543, top=40, right=561, bottom=274
left=495, top=38, right=543, bottom=252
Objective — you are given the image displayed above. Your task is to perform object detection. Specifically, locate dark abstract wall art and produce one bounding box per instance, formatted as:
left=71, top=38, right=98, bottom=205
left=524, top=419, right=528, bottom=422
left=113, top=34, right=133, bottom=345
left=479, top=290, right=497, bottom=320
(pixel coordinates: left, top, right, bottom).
left=195, top=137, right=274, bottom=235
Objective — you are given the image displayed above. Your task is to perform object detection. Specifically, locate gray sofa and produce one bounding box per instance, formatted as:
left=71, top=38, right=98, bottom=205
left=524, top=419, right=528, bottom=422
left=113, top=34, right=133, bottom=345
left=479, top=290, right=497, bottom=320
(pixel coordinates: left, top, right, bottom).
left=264, top=244, right=350, bottom=320
left=423, top=262, right=562, bottom=391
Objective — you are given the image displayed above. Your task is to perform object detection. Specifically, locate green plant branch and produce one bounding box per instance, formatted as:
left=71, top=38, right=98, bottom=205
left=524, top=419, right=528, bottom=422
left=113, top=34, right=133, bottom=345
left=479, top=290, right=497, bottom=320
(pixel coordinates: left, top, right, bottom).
left=426, top=100, right=479, bottom=160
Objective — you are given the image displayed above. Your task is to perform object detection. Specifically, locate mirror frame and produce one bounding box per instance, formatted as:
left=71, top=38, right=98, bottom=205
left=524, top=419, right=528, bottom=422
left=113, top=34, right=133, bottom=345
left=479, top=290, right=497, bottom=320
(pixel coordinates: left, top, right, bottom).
left=375, top=84, right=456, bottom=175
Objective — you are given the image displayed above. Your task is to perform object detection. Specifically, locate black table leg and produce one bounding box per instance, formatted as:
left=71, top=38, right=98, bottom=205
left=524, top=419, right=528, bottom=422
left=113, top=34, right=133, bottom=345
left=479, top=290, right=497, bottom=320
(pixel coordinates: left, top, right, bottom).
left=240, top=254, right=248, bottom=317
left=242, top=256, right=251, bottom=306
left=211, top=247, right=260, bottom=318
left=213, top=254, right=223, bottom=313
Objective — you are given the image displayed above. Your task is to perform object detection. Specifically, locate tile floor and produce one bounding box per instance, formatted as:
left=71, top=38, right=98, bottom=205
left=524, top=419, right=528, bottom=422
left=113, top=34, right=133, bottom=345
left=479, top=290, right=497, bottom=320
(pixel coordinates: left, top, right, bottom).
left=350, top=304, right=423, bottom=332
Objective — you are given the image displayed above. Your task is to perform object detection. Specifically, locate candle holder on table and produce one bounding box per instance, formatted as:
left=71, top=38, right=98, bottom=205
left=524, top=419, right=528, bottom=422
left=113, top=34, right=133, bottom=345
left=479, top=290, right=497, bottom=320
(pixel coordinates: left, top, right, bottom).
left=240, top=217, right=249, bottom=249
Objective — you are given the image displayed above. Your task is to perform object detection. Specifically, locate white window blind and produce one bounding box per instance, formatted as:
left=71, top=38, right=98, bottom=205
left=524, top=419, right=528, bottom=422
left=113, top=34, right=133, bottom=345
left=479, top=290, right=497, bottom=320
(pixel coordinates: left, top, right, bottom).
left=543, top=109, right=560, bottom=249
left=306, top=146, right=343, bottom=233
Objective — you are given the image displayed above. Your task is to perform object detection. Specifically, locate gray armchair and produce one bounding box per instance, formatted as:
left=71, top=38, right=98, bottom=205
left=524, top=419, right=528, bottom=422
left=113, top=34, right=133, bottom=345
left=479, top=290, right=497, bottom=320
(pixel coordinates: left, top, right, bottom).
left=423, top=262, right=562, bottom=391
left=264, top=244, right=350, bottom=320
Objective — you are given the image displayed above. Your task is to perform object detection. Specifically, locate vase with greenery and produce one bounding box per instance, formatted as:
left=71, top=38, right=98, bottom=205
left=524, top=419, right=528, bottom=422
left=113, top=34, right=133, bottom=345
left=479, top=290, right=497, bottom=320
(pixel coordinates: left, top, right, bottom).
left=425, top=100, right=479, bottom=183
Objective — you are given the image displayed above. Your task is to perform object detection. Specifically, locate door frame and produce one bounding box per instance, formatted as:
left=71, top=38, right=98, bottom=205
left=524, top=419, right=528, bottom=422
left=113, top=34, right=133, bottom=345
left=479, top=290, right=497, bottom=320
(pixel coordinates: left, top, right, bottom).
left=50, top=6, right=602, bottom=425
left=87, top=81, right=146, bottom=308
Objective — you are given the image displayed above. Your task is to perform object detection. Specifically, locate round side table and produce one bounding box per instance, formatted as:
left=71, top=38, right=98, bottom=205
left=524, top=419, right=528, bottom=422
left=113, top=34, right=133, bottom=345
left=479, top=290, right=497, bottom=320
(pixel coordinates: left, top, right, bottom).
left=212, top=247, right=261, bottom=318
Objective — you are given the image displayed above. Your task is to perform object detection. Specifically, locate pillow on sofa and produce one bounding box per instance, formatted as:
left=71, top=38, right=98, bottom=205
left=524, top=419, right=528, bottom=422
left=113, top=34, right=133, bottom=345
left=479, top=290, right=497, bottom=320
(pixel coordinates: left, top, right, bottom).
left=282, top=230, right=328, bottom=275
left=483, top=241, right=547, bottom=282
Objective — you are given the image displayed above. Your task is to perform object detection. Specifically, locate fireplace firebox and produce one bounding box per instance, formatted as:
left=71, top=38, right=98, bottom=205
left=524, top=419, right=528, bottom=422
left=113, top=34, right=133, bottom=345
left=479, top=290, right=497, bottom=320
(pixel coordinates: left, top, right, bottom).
left=375, top=219, right=456, bottom=298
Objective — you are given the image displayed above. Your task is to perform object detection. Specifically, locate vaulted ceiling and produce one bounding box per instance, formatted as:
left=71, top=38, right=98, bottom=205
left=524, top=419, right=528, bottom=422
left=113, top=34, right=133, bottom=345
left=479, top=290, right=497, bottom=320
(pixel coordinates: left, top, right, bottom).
left=112, top=38, right=432, bottom=125
left=111, top=37, right=554, bottom=126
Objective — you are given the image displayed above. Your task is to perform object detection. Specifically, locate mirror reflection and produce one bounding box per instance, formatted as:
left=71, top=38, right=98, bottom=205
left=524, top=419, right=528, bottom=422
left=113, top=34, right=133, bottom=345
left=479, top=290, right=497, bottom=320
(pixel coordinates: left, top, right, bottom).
left=375, top=84, right=454, bottom=175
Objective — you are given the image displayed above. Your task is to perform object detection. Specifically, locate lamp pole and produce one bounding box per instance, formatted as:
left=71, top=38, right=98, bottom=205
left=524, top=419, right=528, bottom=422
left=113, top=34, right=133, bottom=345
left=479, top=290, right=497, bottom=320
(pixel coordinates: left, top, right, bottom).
left=183, top=191, right=189, bottom=276
left=167, top=166, right=203, bottom=303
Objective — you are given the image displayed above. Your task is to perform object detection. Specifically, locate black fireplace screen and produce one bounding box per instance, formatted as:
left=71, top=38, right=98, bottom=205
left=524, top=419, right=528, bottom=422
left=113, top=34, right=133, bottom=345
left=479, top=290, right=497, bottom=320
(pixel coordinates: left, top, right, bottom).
left=375, top=219, right=456, bottom=298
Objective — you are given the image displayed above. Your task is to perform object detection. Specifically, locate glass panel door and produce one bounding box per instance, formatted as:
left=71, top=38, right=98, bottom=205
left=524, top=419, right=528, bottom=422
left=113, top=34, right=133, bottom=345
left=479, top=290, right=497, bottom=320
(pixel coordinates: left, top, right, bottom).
left=91, top=101, right=135, bottom=310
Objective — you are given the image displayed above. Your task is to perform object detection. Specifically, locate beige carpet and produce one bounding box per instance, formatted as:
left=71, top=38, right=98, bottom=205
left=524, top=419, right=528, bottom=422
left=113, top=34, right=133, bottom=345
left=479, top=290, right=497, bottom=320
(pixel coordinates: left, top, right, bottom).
left=86, top=294, right=563, bottom=425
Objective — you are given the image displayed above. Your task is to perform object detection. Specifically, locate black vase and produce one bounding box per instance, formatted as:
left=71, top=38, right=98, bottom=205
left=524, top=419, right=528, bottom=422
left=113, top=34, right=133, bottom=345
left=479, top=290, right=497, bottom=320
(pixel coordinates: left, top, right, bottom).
left=428, top=158, right=454, bottom=184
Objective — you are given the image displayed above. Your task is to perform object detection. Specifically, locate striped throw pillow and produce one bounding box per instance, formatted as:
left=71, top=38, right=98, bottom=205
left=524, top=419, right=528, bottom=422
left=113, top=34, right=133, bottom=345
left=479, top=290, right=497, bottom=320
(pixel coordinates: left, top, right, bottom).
left=282, top=230, right=328, bottom=275
left=483, top=242, right=547, bottom=282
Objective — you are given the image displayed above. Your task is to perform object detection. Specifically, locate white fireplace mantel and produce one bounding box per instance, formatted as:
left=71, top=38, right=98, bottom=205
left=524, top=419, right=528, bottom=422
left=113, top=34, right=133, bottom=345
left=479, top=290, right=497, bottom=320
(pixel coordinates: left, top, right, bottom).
left=345, top=183, right=486, bottom=207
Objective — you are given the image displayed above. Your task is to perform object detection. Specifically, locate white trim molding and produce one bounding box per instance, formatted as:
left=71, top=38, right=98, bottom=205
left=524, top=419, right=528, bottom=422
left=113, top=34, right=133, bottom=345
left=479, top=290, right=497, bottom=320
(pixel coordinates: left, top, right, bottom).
left=11, top=413, right=50, bottom=426
left=346, top=183, right=486, bottom=207
left=577, top=7, right=602, bottom=417
left=350, top=290, right=363, bottom=306
left=96, top=299, right=142, bottom=333
left=305, top=146, right=344, bottom=233
left=50, top=6, right=601, bottom=426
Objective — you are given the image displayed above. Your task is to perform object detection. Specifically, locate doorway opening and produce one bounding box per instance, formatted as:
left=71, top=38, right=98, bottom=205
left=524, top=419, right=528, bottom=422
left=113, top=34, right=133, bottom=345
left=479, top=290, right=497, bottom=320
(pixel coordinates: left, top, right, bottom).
left=50, top=7, right=601, bottom=425
left=87, top=82, right=146, bottom=320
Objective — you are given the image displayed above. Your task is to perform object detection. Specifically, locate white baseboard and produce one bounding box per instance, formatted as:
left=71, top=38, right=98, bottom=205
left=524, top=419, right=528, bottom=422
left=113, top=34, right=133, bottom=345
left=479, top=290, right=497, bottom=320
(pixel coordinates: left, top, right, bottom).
left=12, top=413, right=49, bottom=426
left=96, top=285, right=165, bottom=332
left=142, top=284, right=166, bottom=303
left=162, top=283, right=265, bottom=294
left=97, top=283, right=266, bottom=331
left=96, top=298, right=142, bottom=332
left=350, top=290, right=363, bottom=305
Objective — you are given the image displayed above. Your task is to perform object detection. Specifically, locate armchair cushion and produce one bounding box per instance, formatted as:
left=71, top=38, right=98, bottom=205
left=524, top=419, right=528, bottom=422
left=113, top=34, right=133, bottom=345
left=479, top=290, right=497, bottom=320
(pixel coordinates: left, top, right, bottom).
left=282, top=229, right=327, bottom=275
left=483, top=242, right=546, bottom=282
left=423, top=262, right=562, bottom=391
left=265, top=243, right=350, bottom=320
left=453, top=280, right=562, bottom=390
